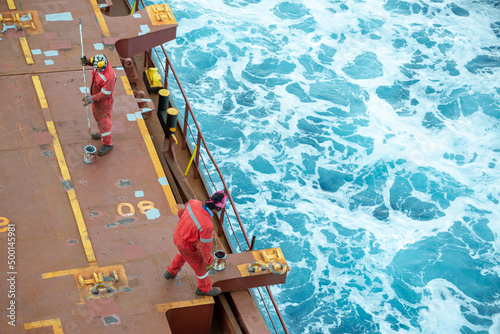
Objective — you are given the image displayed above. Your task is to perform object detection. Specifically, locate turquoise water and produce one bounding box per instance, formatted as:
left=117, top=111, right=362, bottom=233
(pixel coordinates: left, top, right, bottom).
left=151, top=0, right=500, bottom=333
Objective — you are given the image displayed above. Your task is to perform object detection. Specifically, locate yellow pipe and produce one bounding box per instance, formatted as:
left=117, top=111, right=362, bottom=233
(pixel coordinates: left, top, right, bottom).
left=184, top=146, right=197, bottom=176
left=130, top=0, right=137, bottom=14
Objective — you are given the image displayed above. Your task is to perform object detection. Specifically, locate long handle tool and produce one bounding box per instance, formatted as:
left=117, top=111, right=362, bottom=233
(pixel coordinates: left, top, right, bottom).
left=79, top=18, right=91, bottom=144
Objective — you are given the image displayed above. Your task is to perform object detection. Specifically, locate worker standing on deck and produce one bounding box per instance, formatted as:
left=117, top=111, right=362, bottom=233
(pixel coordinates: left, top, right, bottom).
left=81, top=54, right=116, bottom=156
left=164, top=191, right=227, bottom=297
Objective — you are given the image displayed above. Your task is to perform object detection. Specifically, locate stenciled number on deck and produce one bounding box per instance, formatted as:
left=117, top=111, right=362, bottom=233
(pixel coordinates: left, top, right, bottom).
left=117, top=201, right=155, bottom=217
left=0, top=217, right=9, bottom=233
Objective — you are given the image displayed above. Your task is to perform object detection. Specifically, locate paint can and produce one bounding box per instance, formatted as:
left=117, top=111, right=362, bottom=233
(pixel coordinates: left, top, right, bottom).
left=84, top=145, right=97, bottom=164
left=214, top=250, right=227, bottom=271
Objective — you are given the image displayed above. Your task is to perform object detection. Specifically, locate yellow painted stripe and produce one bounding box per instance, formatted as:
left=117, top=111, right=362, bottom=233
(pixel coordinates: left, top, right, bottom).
left=46, top=121, right=71, bottom=181
left=46, top=121, right=96, bottom=263
left=32, top=76, right=48, bottom=109
left=121, top=75, right=134, bottom=95
left=43, top=264, right=125, bottom=281
left=7, top=0, right=16, bottom=10
left=19, top=37, right=34, bottom=64
left=90, top=0, right=110, bottom=37
left=67, top=189, right=96, bottom=262
left=42, top=268, right=80, bottom=279
left=32, top=76, right=96, bottom=263
left=136, top=117, right=178, bottom=214
left=155, top=297, right=214, bottom=312
left=25, top=318, right=63, bottom=333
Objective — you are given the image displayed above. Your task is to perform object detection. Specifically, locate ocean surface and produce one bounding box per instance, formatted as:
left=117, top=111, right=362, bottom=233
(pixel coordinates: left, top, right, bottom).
left=149, top=0, right=500, bottom=333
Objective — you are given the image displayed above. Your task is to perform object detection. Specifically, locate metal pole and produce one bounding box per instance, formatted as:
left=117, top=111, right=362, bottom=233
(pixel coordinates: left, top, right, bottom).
left=79, top=18, right=91, bottom=143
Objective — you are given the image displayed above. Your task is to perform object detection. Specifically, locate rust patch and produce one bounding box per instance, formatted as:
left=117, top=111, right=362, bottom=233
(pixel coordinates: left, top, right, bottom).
left=77, top=178, right=88, bottom=186
left=41, top=150, right=55, bottom=158
left=66, top=239, right=78, bottom=246
left=117, top=179, right=131, bottom=188
left=88, top=211, right=101, bottom=219
left=106, top=217, right=135, bottom=229
left=103, top=315, right=120, bottom=325
left=117, top=217, right=135, bottom=224
left=61, top=180, right=73, bottom=190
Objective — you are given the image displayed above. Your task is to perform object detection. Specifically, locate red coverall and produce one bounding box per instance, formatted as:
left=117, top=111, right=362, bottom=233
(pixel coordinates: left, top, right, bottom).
left=167, top=200, right=215, bottom=292
left=90, top=65, right=116, bottom=146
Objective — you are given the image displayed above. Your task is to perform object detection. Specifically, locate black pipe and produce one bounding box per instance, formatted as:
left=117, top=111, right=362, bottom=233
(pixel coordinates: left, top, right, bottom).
left=249, top=235, right=256, bottom=251
left=166, top=108, right=178, bottom=138
left=158, top=89, right=170, bottom=113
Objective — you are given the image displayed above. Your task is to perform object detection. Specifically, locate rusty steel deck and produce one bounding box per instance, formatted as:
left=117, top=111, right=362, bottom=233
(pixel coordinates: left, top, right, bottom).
left=0, top=0, right=207, bottom=332
left=0, top=0, right=288, bottom=333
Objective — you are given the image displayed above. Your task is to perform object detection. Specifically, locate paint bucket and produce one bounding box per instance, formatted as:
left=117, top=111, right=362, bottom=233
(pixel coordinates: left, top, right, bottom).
left=214, top=250, right=227, bottom=271
left=84, top=145, right=97, bottom=164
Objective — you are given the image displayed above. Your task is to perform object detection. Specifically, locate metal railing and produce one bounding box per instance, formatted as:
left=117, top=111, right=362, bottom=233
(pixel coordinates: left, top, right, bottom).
left=154, top=45, right=289, bottom=334
left=127, top=1, right=289, bottom=333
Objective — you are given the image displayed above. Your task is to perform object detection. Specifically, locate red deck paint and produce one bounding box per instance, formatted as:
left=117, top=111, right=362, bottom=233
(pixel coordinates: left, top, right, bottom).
left=49, top=40, right=73, bottom=50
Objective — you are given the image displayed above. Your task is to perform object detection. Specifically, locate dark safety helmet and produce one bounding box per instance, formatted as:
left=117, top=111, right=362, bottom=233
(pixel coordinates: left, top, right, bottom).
left=205, top=191, right=227, bottom=211
left=91, top=54, right=108, bottom=72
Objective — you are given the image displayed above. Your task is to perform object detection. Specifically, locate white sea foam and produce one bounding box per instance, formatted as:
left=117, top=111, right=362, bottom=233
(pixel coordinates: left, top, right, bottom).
left=153, top=0, right=500, bottom=332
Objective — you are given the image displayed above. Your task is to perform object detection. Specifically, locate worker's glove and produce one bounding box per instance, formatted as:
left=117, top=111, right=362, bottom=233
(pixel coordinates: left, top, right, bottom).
left=81, top=56, right=91, bottom=66
left=83, top=95, right=94, bottom=106
left=206, top=261, right=215, bottom=271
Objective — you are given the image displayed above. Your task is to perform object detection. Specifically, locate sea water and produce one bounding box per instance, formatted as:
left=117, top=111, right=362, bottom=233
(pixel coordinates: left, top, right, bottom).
left=148, top=0, right=500, bottom=333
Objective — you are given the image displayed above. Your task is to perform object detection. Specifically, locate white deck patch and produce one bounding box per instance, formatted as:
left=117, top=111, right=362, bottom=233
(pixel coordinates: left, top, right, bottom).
left=45, top=12, right=73, bottom=21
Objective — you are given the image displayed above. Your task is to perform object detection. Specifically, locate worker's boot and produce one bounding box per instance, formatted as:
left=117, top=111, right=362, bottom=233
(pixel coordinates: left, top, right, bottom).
left=91, top=133, right=101, bottom=140
left=195, top=287, right=221, bottom=297
left=163, top=270, right=176, bottom=280
left=97, top=145, right=113, bottom=156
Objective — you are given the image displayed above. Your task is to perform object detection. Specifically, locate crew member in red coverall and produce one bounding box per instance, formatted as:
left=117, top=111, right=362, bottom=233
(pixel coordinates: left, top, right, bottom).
left=81, top=54, right=116, bottom=156
left=164, top=191, right=227, bottom=297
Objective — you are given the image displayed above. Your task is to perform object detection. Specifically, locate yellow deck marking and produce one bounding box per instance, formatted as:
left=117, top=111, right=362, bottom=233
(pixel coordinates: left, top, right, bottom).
left=7, top=0, right=16, bottom=10
left=42, top=268, right=80, bottom=279
left=121, top=75, right=134, bottom=95
left=25, top=318, right=63, bottom=333
left=43, top=265, right=127, bottom=303
left=136, top=116, right=178, bottom=214
left=122, top=75, right=177, bottom=212
left=46, top=121, right=71, bottom=181
left=155, top=297, right=214, bottom=312
left=67, top=188, right=96, bottom=262
left=146, top=4, right=177, bottom=25
left=31, top=76, right=48, bottom=109
left=90, top=0, right=110, bottom=37
left=19, top=37, right=34, bottom=64
left=32, top=76, right=96, bottom=263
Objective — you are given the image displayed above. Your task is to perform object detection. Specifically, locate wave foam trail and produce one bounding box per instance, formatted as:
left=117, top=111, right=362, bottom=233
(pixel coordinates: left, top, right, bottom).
left=151, top=0, right=500, bottom=332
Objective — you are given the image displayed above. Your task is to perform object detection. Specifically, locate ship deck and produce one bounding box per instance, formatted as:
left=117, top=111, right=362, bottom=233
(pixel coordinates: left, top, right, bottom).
left=0, top=0, right=217, bottom=332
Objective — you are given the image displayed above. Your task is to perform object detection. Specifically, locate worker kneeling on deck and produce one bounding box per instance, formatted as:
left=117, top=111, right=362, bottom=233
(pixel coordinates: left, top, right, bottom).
left=81, top=54, right=116, bottom=156
left=164, top=191, right=227, bottom=297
